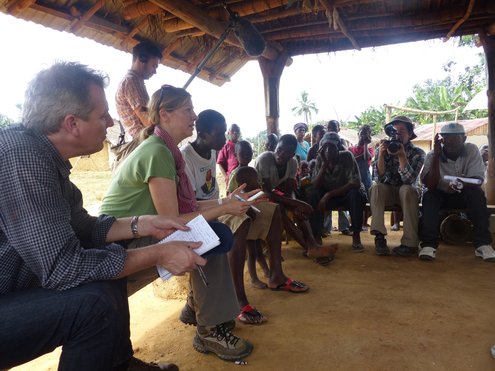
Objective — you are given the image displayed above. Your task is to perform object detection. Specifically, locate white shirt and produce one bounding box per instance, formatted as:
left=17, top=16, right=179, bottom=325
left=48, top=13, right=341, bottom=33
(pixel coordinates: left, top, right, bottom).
left=180, top=143, right=219, bottom=200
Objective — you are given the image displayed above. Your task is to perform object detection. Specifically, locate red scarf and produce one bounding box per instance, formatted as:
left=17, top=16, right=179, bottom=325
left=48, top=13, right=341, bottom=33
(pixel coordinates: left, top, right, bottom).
left=154, top=126, right=198, bottom=213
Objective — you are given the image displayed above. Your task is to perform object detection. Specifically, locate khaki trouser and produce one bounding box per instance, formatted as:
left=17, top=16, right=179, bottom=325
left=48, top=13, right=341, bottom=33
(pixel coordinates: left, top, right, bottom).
left=128, top=237, right=238, bottom=327
left=369, top=183, right=420, bottom=248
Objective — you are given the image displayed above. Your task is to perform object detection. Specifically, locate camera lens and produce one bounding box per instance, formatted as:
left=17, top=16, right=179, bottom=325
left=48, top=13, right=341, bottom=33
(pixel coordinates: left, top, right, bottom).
left=388, top=140, right=401, bottom=154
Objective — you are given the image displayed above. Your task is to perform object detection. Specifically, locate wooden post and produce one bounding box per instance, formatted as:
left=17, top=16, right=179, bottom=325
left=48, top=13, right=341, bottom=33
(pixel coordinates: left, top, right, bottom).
left=258, top=53, right=289, bottom=135
left=482, top=34, right=495, bottom=204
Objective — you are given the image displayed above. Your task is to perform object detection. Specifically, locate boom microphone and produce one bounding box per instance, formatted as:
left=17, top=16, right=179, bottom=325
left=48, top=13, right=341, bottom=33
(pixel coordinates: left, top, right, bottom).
left=233, top=17, right=266, bottom=57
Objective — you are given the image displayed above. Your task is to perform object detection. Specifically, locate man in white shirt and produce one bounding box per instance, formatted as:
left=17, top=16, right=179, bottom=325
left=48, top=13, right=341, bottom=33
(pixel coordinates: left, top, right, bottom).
left=419, top=122, right=495, bottom=261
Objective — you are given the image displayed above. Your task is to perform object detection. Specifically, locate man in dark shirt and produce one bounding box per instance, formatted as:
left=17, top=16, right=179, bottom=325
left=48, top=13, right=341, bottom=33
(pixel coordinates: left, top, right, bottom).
left=0, top=62, right=203, bottom=370
left=307, top=124, right=325, bottom=162
left=308, top=132, right=367, bottom=252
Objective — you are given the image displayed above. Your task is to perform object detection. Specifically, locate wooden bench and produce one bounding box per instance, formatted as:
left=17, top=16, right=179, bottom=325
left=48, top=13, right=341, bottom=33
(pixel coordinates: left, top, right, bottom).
left=332, top=203, right=495, bottom=215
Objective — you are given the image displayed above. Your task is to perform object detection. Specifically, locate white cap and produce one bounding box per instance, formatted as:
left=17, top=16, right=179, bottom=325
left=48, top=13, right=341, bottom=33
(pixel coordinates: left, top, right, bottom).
left=441, top=122, right=465, bottom=135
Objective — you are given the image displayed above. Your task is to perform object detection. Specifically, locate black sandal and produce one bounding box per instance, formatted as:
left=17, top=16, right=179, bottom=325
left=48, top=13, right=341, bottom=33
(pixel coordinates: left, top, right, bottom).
left=314, top=256, right=335, bottom=266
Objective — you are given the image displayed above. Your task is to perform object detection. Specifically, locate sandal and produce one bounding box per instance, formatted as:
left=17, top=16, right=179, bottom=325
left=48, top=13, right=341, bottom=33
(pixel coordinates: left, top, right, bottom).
left=236, top=304, right=267, bottom=325
left=269, top=278, right=309, bottom=293
left=250, top=280, right=268, bottom=289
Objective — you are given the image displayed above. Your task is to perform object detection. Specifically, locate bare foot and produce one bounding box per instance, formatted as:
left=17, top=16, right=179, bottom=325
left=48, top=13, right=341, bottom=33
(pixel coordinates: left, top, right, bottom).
left=250, top=279, right=268, bottom=289
left=307, top=244, right=339, bottom=258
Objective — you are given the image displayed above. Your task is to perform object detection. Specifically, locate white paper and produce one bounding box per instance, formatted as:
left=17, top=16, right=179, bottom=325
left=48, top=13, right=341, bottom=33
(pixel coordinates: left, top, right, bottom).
left=443, top=175, right=483, bottom=185
left=156, top=214, right=219, bottom=280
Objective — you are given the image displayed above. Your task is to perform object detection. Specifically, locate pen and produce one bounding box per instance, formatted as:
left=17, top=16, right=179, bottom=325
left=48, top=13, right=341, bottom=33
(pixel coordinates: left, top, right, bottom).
left=197, top=265, right=209, bottom=287
left=234, top=194, right=261, bottom=213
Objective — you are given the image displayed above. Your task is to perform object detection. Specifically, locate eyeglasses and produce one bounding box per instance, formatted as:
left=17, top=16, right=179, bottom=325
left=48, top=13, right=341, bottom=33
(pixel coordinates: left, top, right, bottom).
left=156, top=84, right=176, bottom=116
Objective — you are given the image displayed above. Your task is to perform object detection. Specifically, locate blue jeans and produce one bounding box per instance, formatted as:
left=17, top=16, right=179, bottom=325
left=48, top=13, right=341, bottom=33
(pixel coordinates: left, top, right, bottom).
left=0, top=279, right=132, bottom=370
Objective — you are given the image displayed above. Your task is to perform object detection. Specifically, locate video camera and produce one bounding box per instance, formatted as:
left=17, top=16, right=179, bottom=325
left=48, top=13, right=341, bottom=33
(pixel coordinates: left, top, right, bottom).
left=384, top=123, right=401, bottom=154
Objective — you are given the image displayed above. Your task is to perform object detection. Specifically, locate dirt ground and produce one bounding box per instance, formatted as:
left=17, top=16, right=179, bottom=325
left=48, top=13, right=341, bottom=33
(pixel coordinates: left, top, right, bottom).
left=12, top=228, right=495, bottom=371
left=10, top=170, right=495, bottom=370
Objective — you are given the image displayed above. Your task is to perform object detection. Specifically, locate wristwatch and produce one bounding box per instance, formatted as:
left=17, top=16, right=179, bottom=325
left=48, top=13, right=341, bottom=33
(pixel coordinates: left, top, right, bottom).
left=130, top=216, right=140, bottom=238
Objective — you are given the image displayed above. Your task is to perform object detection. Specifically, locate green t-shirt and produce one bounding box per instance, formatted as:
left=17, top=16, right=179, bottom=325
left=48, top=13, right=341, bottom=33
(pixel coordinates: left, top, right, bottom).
left=100, top=135, right=176, bottom=218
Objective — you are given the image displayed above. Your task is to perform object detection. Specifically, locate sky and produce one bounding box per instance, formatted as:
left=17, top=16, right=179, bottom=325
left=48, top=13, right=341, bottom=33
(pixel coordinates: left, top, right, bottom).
left=0, top=12, right=484, bottom=139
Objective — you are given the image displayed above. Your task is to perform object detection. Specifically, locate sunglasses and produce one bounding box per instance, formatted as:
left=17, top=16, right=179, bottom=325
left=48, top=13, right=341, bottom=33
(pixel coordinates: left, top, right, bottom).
left=156, top=84, right=176, bottom=116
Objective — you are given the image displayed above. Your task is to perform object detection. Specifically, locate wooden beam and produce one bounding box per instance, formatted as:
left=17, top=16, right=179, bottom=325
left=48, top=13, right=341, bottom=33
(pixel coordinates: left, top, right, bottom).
left=481, top=33, right=495, bottom=204
left=30, top=3, right=129, bottom=34
left=319, top=0, right=360, bottom=50
left=6, top=0, right=35, bottom=16
left=149, top=0, right=279, bottom=60
left=159, top=0, right=289, bottom=33
left=121, top=17, right=149, bottom=49
left=67, top=0, right=104, bottom=33
left=122, top=1, right=163, bottom=20
left=444, top=0, right=476, bottom=41
left=259, top=52, right=289, bottom=135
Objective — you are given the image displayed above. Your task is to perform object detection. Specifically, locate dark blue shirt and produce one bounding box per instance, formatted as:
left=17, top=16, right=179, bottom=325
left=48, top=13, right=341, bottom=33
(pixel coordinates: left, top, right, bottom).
left=0, top=125, right=125, bottom=294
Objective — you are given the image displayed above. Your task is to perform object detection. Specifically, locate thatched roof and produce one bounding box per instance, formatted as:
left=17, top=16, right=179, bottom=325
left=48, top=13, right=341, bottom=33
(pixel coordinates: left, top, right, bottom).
left=1, top=1, right=494, bottom=86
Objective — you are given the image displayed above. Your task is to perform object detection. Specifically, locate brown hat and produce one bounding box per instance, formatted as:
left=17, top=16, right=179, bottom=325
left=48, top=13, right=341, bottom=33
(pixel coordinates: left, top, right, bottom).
left=386, top=115, right=417, bottom=140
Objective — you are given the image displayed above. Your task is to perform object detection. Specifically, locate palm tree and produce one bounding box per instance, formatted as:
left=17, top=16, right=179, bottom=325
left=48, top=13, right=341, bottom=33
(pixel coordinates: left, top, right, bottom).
left=291, top=90, right=319, bottom=124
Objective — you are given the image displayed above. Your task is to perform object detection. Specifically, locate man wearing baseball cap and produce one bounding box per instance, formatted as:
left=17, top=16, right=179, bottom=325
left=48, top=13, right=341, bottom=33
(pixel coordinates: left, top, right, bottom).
left=419, top=122, right=495, bottom=261
left=306, top=132, right=367, bottom=252
left=370, top=116, right=425, bottom=257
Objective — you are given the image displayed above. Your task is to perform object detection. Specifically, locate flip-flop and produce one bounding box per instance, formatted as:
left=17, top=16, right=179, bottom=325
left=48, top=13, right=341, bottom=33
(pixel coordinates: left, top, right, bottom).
left=236, top=304, right=267, bottom=325
left=250, top=280, right=268, bottom=289
left=270, top=278, right=309, bottom=293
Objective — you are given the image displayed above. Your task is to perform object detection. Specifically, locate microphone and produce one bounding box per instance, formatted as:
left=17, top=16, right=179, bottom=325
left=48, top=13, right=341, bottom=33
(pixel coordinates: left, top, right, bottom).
left=232, top=17, right=266, bottom=57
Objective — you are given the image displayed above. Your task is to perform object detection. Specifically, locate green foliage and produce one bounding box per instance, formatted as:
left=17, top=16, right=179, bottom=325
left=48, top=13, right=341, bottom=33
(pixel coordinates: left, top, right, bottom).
left=0, top=114, right=14, bottom=128
left=291, top=90, right=319, bottom=124
left=458, top=35, right=478, bottom=48
left=405, top=66, right=486, bottom=123
left=246, top=130, right=268, bottom=158
left=352, top=45, right=486, bottom=132
left=346, top=106, right=386, bottom=136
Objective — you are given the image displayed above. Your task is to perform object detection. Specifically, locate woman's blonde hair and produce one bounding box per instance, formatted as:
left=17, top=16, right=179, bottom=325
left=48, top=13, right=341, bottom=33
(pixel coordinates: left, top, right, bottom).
left=141, top=85, right=191, bottom=140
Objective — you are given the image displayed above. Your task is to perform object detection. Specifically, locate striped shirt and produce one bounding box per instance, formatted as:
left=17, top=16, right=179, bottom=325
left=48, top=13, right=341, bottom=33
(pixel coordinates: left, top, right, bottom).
left=115, top=69, right=149, bottom=138
left=0, top=125, right=125, bottom=294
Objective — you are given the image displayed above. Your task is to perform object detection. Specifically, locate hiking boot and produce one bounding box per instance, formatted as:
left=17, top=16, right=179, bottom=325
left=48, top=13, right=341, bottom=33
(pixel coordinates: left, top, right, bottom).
left=475, top=245, right=495, bottom=262
left=374, top=236, right=390, bottom=256
left=419, top=246, right=436, bottom=261
left=180, top=303, right=236, bottom=331
left=193, top=322, right=253, bottom=361
left=126, top=356, right=179, bottom=371
left=179, top=302, right=197, bottom=326
left=392, top=244, right=417, bottom=257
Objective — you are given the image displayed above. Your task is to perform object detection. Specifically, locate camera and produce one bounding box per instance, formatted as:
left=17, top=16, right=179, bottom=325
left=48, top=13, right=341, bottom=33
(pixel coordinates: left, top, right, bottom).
left=384, top=124, right=401, bottom=154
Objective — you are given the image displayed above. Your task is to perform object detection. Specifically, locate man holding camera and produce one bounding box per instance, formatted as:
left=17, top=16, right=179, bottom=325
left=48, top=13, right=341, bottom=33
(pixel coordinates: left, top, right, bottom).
left=370, top=116, right=425, bottom=256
